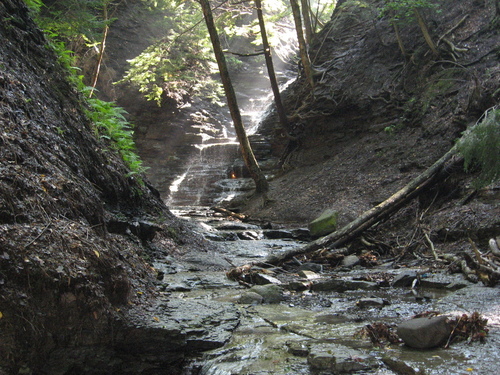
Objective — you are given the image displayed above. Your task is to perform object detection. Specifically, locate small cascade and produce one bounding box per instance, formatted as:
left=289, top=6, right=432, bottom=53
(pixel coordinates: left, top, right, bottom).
left=166, top=74, right=281, bottom=208
left=167, top=140, right=242, bottom=206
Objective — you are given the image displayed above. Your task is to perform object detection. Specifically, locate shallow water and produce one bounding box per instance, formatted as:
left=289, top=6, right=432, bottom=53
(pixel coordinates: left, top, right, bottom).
left=168, top=208, right=500, bottom=375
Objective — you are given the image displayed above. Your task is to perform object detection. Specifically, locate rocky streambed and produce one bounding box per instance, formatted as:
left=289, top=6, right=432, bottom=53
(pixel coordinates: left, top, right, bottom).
left=147, top=207, right=500, bottom=375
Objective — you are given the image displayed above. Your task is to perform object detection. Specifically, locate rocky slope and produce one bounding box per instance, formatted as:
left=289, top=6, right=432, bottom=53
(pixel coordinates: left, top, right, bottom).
left=239, top=0, right=499, bottom=253
left=0, top=1, right=222, bottom=373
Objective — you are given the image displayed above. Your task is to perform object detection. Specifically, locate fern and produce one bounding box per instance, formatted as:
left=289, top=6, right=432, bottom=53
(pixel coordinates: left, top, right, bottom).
left=86, top=96, right=148, bottom=177
left=457, top=107, right=500, bottom=188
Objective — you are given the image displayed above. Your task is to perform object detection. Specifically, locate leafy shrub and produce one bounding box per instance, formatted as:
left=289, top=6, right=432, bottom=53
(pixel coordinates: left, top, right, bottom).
left=379, top=0, right=440, bottom=22
left=24, top=0, right=147, bottom=178
left=457, top=107, right=500, bottom=188
left=84, top=93, right=147, bottom=177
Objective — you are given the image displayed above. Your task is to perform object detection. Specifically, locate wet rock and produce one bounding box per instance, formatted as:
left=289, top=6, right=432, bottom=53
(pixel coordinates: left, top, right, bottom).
left=308, top=209, right=339, bottom=237
left=307, top=343, right=376, bottom=373
left=291, top=228, right=312, bottom=241
left=284, top=281, right=310, bottom=291
left=418, top=274, right=468, bottom=289
left=299, top=262, right=323, bottom=272
left=392, top=271, right=418, bottom=287
left=382, top=357, right=427, bottom=375
left=311, top=278, right=378, bottom=292
left=263, top=229, right=295, bottom=239
left=342, top=255, right=360, bottom=268
left=215, top=223, right=259, bottom=231
left=238, top=291, right=264, bottom=305
left=298, top=270, right=321, bottom=280
left=286, top=341, right=310, bottom=357
left=203, top=232, right=227, bottom=241
left=252, top=273, right=282, bottom=285
left=249, top=284, right=283, bottom=304
left=204, top=231, right=240, bottom=241
left=356, top=297, right=387, bottom=308
left=160, top=298, right=240, bottom=351
left=397, top=316, right=451, bottom=349
left=237, top=230, right=262, bottom=240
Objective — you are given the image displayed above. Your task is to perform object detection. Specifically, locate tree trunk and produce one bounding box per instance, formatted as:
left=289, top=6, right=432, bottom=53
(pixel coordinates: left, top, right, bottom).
left=263, top=146, right=461, bottom=265
left=199, top=0, right=268, bottom=193
left=391, top=20, right=407, bottom=58
left=255, top=0, right=290, bottom=133
left=89, top=4, right=109, bottom=98
left=290, top=0, right=315, bottom=88
left=414, top=7, right=438, bottom=55
left=300, top=0, right=313, bottom=44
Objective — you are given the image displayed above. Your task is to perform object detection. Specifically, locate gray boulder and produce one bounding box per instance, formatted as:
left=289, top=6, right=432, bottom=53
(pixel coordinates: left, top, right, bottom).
left=397, top=316, right=451, bottom=349
left=238, top=291, right=264, bottom=305
left=248, top=284, right=283, bottom=304
left=342, top=255, right=360, bottom=268
left=308, top=209, right=339, bottom=237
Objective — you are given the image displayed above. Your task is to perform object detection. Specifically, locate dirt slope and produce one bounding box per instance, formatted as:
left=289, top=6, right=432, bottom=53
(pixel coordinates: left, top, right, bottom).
left=241, top=0, right=499, bottom=252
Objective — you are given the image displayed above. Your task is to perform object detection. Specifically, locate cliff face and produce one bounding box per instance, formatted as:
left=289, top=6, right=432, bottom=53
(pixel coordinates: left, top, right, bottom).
left=0, top=1, right=206, bottom=373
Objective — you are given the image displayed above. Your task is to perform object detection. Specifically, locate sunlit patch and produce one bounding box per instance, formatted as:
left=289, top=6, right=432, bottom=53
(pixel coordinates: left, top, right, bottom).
left=169, top=170, right=188, bottom=193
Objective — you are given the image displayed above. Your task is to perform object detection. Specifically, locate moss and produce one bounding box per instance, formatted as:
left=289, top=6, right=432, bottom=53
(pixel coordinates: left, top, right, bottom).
left=308, top=209, right=339, bottom=237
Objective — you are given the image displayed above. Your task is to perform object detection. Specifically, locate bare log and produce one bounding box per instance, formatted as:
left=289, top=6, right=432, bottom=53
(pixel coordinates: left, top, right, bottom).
left=264, top=147, right=461, bottom=265
left=211, top=206, right=249, bottom=221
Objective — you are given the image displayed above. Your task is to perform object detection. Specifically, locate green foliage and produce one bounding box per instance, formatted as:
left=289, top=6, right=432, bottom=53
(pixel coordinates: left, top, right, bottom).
left=120, top=0, right=216, bottom=105
left=23, top=0, right=44, bottom=14
left=30, top=5, right=147, bottom=177
left=35, top=0, right=109, bottom=48
left=379, top=0, right=440, bottom=22
left=457, top=108, right=500, bottom=188
left=84, top=93, right=147, bottom=176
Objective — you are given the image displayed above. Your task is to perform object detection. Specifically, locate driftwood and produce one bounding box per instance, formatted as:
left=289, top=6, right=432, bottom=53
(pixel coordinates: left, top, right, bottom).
left=264, top=147, right=462, bottom=266
left=463, top=238, right=500, bottom=286
left=211, top=206, right=249, bottom=221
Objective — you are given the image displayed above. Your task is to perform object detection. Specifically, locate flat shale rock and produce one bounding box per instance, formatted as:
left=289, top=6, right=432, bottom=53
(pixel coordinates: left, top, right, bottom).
left=311, top=278, right=378, bottom=292
left=307, top=343, right=376, bottom=373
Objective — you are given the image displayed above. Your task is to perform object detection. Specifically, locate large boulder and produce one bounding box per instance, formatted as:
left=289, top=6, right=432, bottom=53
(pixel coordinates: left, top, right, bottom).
left=397, top=316, right=451, bottom=349
left=308, top=210, right=339, bottom=237
left=248, top=284, right=283, bottom=304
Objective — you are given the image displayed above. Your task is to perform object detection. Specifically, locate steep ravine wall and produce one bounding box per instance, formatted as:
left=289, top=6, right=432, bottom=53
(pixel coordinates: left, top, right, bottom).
left=243, top=0, right=499, bottom=227
left=0, top=1, right=212, bottom=373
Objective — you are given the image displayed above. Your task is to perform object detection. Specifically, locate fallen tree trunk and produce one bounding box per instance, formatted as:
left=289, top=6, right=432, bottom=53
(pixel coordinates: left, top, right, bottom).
left=264, top=146, right=462, bottom=265
left=211, top=206, right=249, bottom=221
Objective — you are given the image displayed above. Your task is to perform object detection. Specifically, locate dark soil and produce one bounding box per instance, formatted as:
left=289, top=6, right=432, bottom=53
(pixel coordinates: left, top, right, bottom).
left=0, top=1, right=208, bottom=373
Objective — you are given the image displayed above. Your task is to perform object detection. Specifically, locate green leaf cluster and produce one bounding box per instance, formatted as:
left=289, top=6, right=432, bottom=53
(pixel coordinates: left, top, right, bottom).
left=85, top=94, right=147, bottom=176
left=34, top=0, right=111, bottom=48
left=457, top=108, right=500, bottom=188
left=379, top=0, right=440, bottom=22
left=24, top=0, right=147, bottom=178
left=120, top=0, right=217, bottom=105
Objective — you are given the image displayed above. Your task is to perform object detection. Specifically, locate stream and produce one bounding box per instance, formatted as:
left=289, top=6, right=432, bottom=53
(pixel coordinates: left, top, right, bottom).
left=149, top=207, right=500, bottom=375
left=133, top=62, right=500, bottom=375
